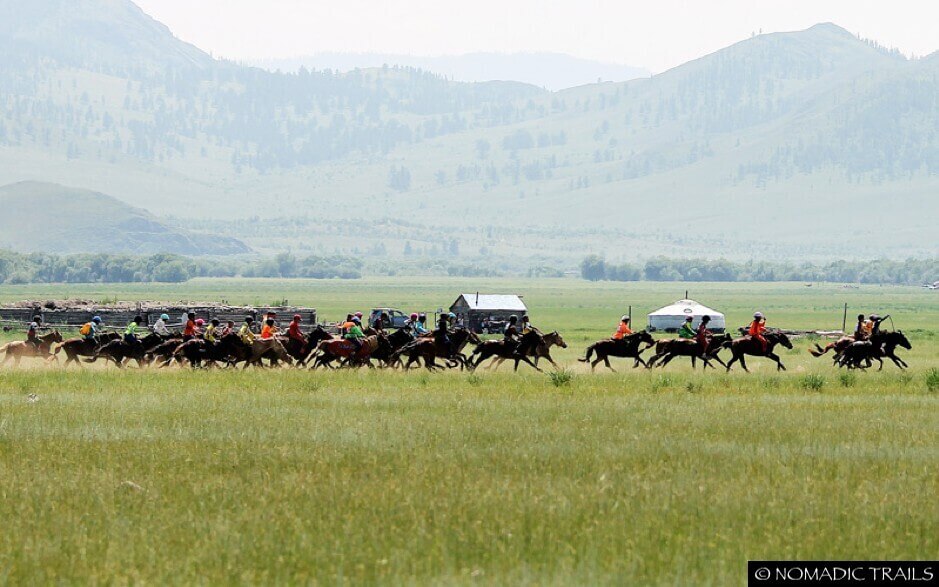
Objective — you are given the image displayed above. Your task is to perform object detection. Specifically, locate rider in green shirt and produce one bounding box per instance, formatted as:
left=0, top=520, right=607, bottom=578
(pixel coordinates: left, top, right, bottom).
left=677, top=316, right=696, bottom=339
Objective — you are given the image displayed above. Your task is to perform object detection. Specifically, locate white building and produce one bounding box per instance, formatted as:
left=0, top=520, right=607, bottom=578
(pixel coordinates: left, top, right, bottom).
left=647, top=299, right=726, bottom=333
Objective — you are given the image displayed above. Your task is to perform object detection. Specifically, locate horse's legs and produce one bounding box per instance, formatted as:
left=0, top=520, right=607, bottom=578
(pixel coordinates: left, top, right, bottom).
left=602, top=355, right=616, bottom=373
left=738, top=355, right=750, bottom=373
left=659, top=354, right=676, bottom=368
left=634, top=355, right=649, bottom=369
left=690, top=355, right=696, bottom=370
left=725, top=353, right=738, bottom=372
left=767, top=352, right=786, bottom=372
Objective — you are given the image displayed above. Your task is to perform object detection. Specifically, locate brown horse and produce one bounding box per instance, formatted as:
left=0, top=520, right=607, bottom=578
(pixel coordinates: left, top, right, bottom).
left=0, top=331, right=64, bottom=366
left=836, top=331, right=912, bottom=370
left=724, top=331, right=793, bottom=372
left=578, top=331, right=655, bottom=371
left=244, top=338, right=294, bottom=368
left=396, top=328, right=481, bottom=371
left=809, top=336, right=856, bottom=364
left=312, top=336, right=380, bottom=369
left=469, top=331, right=562, bottom=372
left=53, top=333, right=122, bottom=366
left=648, top=333, right=732, bottom=370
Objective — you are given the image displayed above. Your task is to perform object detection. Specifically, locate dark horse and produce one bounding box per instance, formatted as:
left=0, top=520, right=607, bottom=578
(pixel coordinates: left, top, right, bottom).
left=54, top=332, right=121, bottom=366
left=578, top=331, right=656, bottom=371
left=648, top=333, right=733, bottom=370
left=836, top=331, right=912, bottom=370
left=172, top=334, right=250, bottom=369
left=468, top=331, right=545, bottom=372
left=724, top=331, right=793, bottom=372
left=396, top=328, right=481, bottom=371
left=84, top=333, right=165, bottom=368
left=370, top=328, right=415, bottom=368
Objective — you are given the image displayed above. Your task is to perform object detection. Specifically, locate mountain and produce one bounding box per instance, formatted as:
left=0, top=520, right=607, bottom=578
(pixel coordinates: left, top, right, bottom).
left=0, top=1, right=935, bottom=264
left=0, top=182, right=250, bottom=255
left=251, top=52, right=650, bottom=91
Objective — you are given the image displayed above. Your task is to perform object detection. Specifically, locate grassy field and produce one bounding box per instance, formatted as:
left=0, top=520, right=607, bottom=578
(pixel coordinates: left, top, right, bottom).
left=1, top=279, right=937, bottom=584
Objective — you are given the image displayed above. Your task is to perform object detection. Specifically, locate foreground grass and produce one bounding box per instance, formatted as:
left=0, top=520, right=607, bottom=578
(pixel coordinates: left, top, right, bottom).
left=1, top=368, right=936, bottom=584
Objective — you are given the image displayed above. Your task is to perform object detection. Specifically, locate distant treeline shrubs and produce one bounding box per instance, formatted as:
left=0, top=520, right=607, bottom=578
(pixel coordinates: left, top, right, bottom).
left=581, top=256, right=938, bottom=285
left=0, top=251, right=362, bottom=284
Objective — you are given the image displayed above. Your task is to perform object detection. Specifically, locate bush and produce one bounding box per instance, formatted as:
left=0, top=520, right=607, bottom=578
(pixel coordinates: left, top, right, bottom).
left=926, top=369, right=939, bottom=393
left=800, top=374, right=826, bottom=391
left=548, top=369, right=574, bottom=388
left=839, top=372, right=857, bottom=388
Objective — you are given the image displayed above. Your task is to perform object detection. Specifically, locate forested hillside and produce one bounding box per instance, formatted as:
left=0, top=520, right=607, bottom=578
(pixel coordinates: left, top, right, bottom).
left=0, top=0, right=935, bottom=264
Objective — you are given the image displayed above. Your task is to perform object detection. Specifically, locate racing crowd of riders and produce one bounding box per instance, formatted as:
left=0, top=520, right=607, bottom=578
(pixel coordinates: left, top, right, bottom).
left=13, top=307, right=894, bottom=365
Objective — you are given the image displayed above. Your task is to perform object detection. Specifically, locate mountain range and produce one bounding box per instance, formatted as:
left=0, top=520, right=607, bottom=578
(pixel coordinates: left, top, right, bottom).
left=0, top=0, right=935, bottom=264
left=249, top=52, right=650, bottom=92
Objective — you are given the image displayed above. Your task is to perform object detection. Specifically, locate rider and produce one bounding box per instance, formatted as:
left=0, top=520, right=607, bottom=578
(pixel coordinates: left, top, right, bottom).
left=221, top=320, right=236, bottom=338
left=749, top=312, right=768, bottom=352
left=239, top=316, right=257, bottom=345
left=612, top=315, right=633, bottom=340
left=504, top=315, right=520, bottom=343
left=183, top=312, right=198, bottom=341
left=515, top=314, right=540, bottom=358
left=415, top=314, right=430, bottom=337
left=260, top=319, right=277, bottom=340
left=373, top=311, right=390, bottom=332
left=345, top=316, right=366, bottom=354
left=678, top=316, right=696, bottom=339
left=853, top=314, right=868, bottom=341
left=195, top=319, right=206, bottom=337
left=81, top=316, right=102, bottom=344
left=124, top=315, right=144, bottom=351
left=869, top=314, right=890, bottom=336
left=287, top=314, right=305, bottom=345
left=204, top=319, right=220, bottom=344
left=152, top=313, right=171, bottom=337
left=26, top=315, right=42, bottom=349
left=696, top=315, right=712, bottom=354
left=436, top=313, right=454, bottom=358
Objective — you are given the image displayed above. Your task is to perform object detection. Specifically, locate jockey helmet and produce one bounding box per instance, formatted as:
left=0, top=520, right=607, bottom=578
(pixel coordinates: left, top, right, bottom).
left=160, top=314, right=170, bottom=321
left=509, top=315, right=518, bottom=322
left=754, top=312, right=764, bottom=319
left=448, top=312, right=456, bottom=319
left=293, top=314, right=302, bottom=321
left=195, top=319, right=205, bottom=326
left=92, top=316, right=102, bottom=323
left=352, top=316, right=361, bottom=323
left=685, top=316, right=693, bottom=322
left=355, top=312, right=364, bottom=318
left=621, top=315, right=630, bottom=322
left=410, top=313, right=419, bottom=320
left=702, top=315, right=711, bottom=322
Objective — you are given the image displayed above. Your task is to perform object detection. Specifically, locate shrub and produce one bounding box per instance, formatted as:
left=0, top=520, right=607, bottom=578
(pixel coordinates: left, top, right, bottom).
left=839, top=372, right=857, bottom=388
left=926, top=369, right=939, bottom=393
left=800, top=374, right=826, bottom=391
left=548, top=369, right=574, bottom=388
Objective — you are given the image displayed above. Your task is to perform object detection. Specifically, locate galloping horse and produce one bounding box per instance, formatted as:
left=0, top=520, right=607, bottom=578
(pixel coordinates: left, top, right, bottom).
left=54, top=333, right=121, bottom=366
left=469, top=331, right=560, bottom=372
left=724, top=331, right=793, bottom=372
left=396, top=328, right=481, bottom=371
left=0, top=331, right=64, bottom=366
left=836, top=331, right=912, bottom=370
left=84, top=333, right=165, bottom=368
left=312, top=336, right=380, bottom=369
left=648, top=333, right=733, bottom=370
left=579, top=331, right=656, bottom=371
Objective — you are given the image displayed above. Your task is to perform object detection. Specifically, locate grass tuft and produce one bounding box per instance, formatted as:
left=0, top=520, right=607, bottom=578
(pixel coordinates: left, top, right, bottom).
left=800, top=374, right=826, bottom=391
left=839, top=372, right=857, bottom=388
left=926, top=368, right=939, bottom=392
left=548, top=369, right=575, bottom=388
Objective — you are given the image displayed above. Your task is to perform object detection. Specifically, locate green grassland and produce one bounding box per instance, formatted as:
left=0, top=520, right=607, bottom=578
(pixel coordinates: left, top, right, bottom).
left=1, top=279, right=937, bottom=584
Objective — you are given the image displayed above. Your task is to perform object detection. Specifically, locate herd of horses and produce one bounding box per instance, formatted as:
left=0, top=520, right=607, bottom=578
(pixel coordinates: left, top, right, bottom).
left=0, top=323, right=913, bottom=373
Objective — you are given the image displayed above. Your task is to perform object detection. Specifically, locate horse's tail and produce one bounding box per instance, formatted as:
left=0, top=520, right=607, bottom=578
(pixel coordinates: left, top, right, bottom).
left=0, top=343, right=11, bottom=354
left=578, top=344, right=595, bottom=363
left=808, top=343, right=830, bottom=357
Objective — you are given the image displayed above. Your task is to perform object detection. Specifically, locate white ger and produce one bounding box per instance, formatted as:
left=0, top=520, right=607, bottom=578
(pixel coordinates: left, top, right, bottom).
left=647, top=299, right=726, bottom=333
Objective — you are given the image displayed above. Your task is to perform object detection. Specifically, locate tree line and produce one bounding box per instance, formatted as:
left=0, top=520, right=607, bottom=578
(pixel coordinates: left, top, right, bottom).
left=0, top=251, right=362, bottom=284
left=581, top=255, right=938, bottom=285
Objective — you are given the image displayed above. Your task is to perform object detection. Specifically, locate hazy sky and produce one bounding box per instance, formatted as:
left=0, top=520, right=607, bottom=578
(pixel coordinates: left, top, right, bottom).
left=134, top=0, right=938, bottom=73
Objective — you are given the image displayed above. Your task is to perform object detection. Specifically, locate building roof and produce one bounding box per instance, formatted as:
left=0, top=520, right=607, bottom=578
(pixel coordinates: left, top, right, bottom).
left=648, top=299, right=724, bottom=318
left=452, top=294, right=527, bottom=312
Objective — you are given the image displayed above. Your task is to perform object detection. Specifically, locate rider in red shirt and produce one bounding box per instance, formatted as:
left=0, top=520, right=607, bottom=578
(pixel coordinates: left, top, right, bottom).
left=696, top=315, right=712, bottom=354
left=749, top=312, right=768, bottom=352
left=287, top=314, right=305, bottom=344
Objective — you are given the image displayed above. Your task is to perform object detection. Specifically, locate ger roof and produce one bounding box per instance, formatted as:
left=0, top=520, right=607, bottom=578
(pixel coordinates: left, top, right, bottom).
left=454, top=294, right=527, bottom=312
left=648, top=299, right=724, bottom=317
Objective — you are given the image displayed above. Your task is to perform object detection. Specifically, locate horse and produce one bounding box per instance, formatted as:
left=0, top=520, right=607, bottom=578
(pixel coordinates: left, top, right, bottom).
left=724, top=331, right=793, bottom=372
left=370, top=328, right=414, bottom=368
left=836, top=331, right=912, bottom=370
left=809, top=336, right=857, bottom=365
left=396, top=328, right=481, bottom=371
left=312, top=336, right=380, bottom=369
left=648, top=333, right=733, bottom=370
left=243, top=338, right=294, bottom=368
left=0, top=331, right=64, bottom=367
left=578, top=331, right=656, bottom=371
left=468, top=331, right=550, bottom=372
left=484, top=331, right=568, bottom=370
left=53, top=332, right=121, bottom=367
left=82, top=333, right=166, bottom=368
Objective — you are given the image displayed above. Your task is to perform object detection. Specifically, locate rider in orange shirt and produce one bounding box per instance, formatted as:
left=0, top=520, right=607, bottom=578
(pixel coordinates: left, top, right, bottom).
left=612, top=316, right=633, bottom=340
left=749, top=312, right=768, bottom=352
left=260, top=319, right=278, bottom=340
